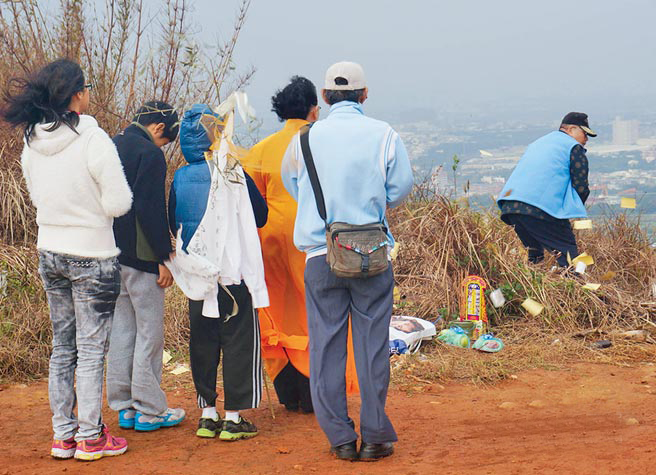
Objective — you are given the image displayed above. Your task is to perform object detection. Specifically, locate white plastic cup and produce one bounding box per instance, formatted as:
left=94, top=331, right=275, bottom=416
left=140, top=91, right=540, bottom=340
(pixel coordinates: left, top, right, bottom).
left=575, top=261, right=587, bottom=274
left=489, top=288, right=506, bottom=308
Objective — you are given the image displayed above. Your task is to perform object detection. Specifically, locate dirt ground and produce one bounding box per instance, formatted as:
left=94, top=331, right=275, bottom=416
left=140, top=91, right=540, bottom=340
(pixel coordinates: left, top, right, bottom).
left=1, top=362, right=655, bottom=475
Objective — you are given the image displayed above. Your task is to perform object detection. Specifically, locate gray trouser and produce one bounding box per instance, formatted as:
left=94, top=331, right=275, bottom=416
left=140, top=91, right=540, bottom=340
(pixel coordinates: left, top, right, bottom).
left=38, top=251, right=120, bottom=441
left=106, top=265, right=167, bottom=416
left=304, top=256, right=397, bottom=447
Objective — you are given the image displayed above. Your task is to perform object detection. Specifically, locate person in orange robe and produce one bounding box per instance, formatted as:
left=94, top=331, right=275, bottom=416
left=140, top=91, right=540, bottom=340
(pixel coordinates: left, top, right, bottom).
left=244, top=76, right=358, bottom=412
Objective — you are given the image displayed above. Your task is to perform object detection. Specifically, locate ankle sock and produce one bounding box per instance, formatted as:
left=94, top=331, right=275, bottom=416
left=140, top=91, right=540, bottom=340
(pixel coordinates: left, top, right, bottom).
left=202, top=407, right=218, bottom=420
left=224, top=411, right=240, bottom=423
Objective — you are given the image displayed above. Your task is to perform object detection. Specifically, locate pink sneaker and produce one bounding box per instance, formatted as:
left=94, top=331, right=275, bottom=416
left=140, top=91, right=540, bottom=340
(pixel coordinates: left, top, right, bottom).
left=74, top=425, right=128, bottom=461
left=51, top=436, right=76, bottom=459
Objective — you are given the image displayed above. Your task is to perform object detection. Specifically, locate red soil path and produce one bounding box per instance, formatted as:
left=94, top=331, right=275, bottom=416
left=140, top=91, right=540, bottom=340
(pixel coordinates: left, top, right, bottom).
left=1, top=362, right=655, bottom=474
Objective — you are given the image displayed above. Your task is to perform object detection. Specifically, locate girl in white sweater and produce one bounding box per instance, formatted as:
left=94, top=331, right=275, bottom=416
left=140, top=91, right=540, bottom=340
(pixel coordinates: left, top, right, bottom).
left=2, top=59, right=133, bottom=461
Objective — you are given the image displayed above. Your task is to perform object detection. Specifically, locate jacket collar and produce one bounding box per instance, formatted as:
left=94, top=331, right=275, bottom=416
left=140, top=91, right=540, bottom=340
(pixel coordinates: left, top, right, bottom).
left=328, top=101, right=364, bottom=116
left=126, top=122, right=155, bottom=143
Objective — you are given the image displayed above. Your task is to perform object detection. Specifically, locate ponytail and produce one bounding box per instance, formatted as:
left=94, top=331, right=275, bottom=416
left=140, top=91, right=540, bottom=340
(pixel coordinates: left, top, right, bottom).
left=1, top=59, right=84, bottom=143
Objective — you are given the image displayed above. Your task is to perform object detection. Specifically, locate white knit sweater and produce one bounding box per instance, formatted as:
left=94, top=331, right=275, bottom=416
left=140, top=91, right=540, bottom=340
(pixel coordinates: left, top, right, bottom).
left=21, top=115, right=133, bottom=258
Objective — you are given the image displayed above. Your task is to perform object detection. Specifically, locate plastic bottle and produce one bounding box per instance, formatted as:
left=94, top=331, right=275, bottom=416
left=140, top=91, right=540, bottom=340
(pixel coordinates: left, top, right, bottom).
left=438, top=327, right=470, bottom=348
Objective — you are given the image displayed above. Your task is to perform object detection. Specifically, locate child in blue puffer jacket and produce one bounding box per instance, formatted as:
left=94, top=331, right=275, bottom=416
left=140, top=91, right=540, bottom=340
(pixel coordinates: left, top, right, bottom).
left=168, top=104, right=267, bottom=440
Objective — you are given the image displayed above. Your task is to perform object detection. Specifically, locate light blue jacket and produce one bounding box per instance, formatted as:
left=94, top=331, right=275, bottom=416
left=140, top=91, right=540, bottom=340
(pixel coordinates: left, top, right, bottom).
left=281, top=101, right=414, bottom=255
left=497, top=130, right=587, bottom=219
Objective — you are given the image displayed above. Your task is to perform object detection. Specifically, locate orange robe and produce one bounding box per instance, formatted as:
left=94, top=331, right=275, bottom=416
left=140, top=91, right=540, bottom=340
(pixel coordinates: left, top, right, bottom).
left=244, top=119, right=358, bottom=393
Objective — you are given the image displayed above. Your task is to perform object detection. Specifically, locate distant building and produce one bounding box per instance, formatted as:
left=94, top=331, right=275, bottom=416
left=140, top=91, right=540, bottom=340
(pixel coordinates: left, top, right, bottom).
left=643, top=146, right=656, bottom=163
left=612, top=117, right=639, bottom=145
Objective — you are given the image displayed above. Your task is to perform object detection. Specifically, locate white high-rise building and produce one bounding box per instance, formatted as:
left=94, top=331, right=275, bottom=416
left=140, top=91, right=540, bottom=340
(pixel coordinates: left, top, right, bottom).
left=612, top=117, right=639, bottom=145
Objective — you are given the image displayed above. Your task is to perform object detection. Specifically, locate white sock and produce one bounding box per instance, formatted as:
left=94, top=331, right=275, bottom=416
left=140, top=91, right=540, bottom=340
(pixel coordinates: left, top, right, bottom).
left=202, top=407, right=218, bottom=420
left=224, top=411, right=240, bottom=423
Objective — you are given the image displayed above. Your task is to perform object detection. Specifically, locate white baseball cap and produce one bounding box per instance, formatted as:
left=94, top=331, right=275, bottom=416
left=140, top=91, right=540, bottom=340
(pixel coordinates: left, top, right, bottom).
left=324, top=61, right=366, bottom=91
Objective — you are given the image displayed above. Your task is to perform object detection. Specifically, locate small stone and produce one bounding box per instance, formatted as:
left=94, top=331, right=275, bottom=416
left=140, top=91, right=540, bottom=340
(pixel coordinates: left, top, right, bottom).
left=429, top=401, right=442, bottom=405
left=510, top=375, right=518, bottom=380
left=528, top=400, right=546, bottom=408
left=626, top=418, right=640, bottom=426
left=498, top=402, right=517, bottom=410
left=277, top=447, right=291, bottom=454
left=293, top=465, right=303, bottom=471
left=428, top=383, right=445, bottom=392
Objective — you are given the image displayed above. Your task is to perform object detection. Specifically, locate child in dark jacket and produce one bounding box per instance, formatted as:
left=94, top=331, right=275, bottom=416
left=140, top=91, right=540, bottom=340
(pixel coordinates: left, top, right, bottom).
left=168, top=104, right=268, bottom=440
left=108, top=101, right=186, bottom=433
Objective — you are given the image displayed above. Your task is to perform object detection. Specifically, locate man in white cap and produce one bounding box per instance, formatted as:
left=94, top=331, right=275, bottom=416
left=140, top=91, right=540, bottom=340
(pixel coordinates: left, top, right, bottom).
left=281, top=61, right=414, bottom=461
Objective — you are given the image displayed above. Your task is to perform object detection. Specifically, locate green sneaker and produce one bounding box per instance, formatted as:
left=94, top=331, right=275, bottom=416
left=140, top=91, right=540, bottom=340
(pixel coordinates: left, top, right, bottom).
left=196, top=416, right=220, bottom=438
left=219, top=417, right=258, bottom=441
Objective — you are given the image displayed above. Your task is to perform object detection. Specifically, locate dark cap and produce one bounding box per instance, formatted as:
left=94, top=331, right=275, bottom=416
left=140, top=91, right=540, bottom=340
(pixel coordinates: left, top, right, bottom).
left=560, top=112, right=597, bottom=137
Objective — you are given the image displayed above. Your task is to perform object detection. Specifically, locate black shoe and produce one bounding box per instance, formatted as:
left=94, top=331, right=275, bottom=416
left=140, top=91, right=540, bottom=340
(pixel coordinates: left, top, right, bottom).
left=359, top=442, right=394, bottom=461
left=196, top=416, right=220, bottom=438
left=329, top=441, right=358, bottom=461
left=219, top=417, right=258, bottom=441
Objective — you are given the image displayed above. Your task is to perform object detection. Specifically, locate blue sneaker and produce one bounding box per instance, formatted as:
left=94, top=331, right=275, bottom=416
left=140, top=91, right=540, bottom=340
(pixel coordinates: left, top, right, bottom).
left=134, top=408, right=186, bottom=431
left=118, top=409, right=136, bottom=429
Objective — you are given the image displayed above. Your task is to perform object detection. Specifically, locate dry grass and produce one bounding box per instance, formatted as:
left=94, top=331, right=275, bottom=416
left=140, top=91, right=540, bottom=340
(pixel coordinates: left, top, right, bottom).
left=389, top=197, right=656, bottom=332
left=0, top=244, right=50, bottom=381
left=2, top=201, right=655, bottom=384
left=391, top=323, right=656, bottom=387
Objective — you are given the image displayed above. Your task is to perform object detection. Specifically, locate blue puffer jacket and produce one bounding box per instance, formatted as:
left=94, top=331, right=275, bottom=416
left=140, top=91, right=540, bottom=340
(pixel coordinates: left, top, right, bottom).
left=168, top=104, right=267, bottom=251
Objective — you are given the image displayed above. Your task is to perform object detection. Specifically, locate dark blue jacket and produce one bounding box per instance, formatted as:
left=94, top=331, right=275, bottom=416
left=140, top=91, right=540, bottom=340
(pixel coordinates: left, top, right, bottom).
left=168, top=104, right=267, bottom=251
left=113, top=125, right=172, bottom=274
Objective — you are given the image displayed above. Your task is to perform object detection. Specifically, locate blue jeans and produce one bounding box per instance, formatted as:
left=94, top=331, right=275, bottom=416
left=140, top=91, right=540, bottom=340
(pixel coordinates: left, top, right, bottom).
left=38, top=251, right=120, bottom=441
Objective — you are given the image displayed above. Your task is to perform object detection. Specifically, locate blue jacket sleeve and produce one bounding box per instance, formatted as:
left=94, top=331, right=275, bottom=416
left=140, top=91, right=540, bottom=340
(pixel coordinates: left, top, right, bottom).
left=245, top=171, right=268, bottom=228
left=386, top=134, right=414, bottom=208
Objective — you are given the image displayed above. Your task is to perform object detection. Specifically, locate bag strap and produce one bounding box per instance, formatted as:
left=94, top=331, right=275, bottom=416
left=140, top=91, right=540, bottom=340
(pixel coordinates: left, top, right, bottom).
left=299, top=124, right=329, bottom=228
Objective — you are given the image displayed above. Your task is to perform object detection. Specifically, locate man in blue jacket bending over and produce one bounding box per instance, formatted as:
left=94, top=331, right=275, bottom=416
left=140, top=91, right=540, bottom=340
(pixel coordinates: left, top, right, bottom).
left=281, top=61, right=414, bottom=461
left=498, top=112, right=596, bottom=267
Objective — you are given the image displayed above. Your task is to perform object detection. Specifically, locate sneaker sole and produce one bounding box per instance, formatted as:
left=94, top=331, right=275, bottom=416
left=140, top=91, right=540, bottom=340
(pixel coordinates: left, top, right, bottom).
left=196, top=428, right=217, bottom=438
left=74, top=446, right=128, bottom=461
left=219, top=431, right=258, bottom=441
left=134, top=415, right=185, bottom=431
left=134, top=422, right=163, bottom=431
left=118, top=421, right=135, bottom=430
left=51, top=448, right=75, bottom=459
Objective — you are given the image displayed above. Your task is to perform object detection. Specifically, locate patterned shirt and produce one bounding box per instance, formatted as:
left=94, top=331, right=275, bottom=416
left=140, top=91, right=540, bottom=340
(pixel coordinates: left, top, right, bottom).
left=501, top=142, right=589, bottom=222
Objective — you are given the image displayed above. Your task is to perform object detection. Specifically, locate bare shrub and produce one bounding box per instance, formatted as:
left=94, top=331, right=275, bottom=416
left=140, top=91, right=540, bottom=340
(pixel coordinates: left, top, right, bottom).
left=0, top=0, right=254, bottom=245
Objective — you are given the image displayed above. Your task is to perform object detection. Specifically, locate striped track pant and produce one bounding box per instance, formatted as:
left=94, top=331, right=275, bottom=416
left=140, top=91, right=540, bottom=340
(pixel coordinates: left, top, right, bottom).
left=188, top=282, right=262, bottom=411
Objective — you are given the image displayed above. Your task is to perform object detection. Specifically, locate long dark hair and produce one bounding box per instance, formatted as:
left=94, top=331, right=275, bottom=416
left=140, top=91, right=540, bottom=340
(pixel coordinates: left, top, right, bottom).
left=271, top=76, right=317, bottom=122
left=1, top=59, right=85, bottom=142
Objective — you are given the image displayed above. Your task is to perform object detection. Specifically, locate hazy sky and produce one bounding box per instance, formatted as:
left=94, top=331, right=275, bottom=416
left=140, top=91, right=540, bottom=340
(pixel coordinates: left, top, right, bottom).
left=190, top=0, right=656, bottom=126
